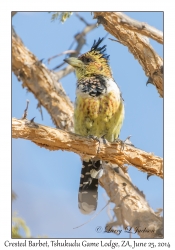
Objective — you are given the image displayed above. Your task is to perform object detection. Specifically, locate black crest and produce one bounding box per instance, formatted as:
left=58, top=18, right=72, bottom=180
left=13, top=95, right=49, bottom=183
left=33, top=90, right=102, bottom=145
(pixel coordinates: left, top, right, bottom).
left=91, top=37, right=110, bottom=60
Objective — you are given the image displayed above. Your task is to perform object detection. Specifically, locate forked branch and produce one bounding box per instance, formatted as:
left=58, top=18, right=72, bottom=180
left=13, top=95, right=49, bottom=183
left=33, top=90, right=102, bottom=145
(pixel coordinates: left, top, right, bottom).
left=101, top=163, right=163, bottom=238
left=93, top=12, right=163, bottom=97
left=12, top=14, right=163, bottom=238
left=12, top=117, right=163, bottom=238
left=108, top=12, right=163, bottom=44
left=12, top=27, right=74, bottom=131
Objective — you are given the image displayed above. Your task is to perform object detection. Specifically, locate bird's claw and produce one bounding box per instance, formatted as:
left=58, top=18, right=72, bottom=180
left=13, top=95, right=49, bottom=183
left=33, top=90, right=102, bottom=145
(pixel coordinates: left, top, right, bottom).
left=124, top=135, right=134, bottom=146
left=88, top=134, right=109, bottom=154
left=116, top=135, right=134, bottom=151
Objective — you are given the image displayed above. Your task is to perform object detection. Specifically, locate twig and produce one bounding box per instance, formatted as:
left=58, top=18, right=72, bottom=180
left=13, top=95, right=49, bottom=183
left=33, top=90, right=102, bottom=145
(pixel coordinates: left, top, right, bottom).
left=21, top=100, right=29, bottom=119
left=75, top=13, right=90, bottom=26
left=103, top=193, right=113, bottom=221
left=73, top=201, right=110, bottom=229
left=36, top=102, right=43, bottom=120
left=52, top=62, right=66, bottom=71
left=108, top=37, right=122, bottom=44
left=47, top=50, right=77, bottom=64
left=12, top=27, right=74, bottom=131
left=55, top=23, right=97, bottom=80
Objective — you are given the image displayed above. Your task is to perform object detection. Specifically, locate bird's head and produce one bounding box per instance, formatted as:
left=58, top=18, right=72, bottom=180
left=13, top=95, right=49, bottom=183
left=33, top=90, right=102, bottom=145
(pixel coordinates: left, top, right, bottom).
left=64, top=38, right=112, bottom=80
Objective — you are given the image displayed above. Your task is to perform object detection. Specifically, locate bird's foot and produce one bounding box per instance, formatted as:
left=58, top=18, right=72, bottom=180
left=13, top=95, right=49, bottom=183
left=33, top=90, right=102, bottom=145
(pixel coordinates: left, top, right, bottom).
left=88, top=135, right=101, bottom=154
left=88, top=134, right=109, bottom=154
left=124, top=135, right=134, bottom=146
left=116, top=135, right=134, bottom=151
left=88, top=135, right=99, bottom=141
left=100, top=134, right=109, bottom=145
left=97, top=134, right=110, bottom=153
left=147, top=173, right=153, bottom=180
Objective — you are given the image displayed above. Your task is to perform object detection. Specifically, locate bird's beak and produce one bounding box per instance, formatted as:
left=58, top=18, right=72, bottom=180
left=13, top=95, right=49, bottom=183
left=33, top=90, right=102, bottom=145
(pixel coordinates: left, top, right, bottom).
left=64, top=57, right=83, bottom=68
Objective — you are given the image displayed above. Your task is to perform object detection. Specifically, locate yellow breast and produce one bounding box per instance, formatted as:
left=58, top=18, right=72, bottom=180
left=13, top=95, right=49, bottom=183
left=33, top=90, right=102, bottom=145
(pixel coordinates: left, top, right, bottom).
left=74, top=91, right=124, bottom=142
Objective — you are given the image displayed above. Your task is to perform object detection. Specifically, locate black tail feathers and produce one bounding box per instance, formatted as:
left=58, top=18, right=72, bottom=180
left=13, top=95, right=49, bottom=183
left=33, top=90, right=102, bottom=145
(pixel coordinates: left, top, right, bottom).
left=78, top=159, right=102, bottom=214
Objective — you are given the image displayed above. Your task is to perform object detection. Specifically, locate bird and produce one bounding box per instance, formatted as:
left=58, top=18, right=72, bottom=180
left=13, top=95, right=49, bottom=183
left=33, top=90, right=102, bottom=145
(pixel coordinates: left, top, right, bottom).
left=64, top=37, right=124, bottom=214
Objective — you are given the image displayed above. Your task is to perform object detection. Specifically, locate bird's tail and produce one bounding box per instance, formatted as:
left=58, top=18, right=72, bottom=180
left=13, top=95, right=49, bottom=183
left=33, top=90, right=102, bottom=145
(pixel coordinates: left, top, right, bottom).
left=78, top=159, right=102, bottom=214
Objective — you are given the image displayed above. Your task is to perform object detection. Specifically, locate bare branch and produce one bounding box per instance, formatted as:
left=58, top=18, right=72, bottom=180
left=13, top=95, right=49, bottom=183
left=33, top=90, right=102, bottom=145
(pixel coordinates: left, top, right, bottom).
left=55, top=23, right=97, bottom=81
left=12, top=117, right=163, bottom=238
left=112, top=12, right=163, bottom=44
left=21, top=100, right=29, bottom=119
left=75, top=12, right=90, bottom=26
left=93, top=12, right=163, bottom=98
left=12, top=118, right=163, bottom=179
left=101, top=163, right=163, bottom=238
left=47, top=50, right=77, bottom=64
left=12, top=14, right=163, bottom=238
left=12, top=22, right=97, bottom=131
left=12, top=27, right=74, bottom=131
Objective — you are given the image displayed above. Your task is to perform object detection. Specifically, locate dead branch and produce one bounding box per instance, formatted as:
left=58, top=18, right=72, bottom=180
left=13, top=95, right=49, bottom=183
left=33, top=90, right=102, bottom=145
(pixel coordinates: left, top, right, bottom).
left=93, top=12, right=163, bottom=98
left=75, top=12, right=91, bottom=26
left=101, top=163, right=163, bottom=238
left=12, top=118, right=163, bottom=179
left=12, top=15, right=163, bottom=237
left=110, top=12, right=163, bottom=44
left=55, top=23, right=97, bottom=80
left=12, top=23, right=97, bottom=130
left=12, top=117, right=163, bottom=238
left=47, top=50, right=77, bottom=64
left=12, top=27, right=74, bottom=131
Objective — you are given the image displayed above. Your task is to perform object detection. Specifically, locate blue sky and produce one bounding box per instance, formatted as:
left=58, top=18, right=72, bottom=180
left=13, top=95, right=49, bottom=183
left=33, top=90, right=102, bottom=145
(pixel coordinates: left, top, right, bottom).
left=12, top=12, right=163, bottom=238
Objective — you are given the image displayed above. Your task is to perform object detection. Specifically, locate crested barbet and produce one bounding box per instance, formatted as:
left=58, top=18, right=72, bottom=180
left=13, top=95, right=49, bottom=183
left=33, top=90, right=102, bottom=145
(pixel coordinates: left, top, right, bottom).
left=64, top=37, right=124, bottom=214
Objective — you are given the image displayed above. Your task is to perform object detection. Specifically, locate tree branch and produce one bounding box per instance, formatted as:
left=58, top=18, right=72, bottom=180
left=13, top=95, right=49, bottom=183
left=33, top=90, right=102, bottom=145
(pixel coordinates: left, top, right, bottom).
left=12, top=15, right=163, bottom=237
left=47, top=50, right=77, bottom=64
left=12, top=27, right=74, bottom=131
left=110, top=12, right=163, bottom=44
left=12, top=118, right=163, bottom=179
left=55, top=23, right=97, bottom=81
left=75, top=12, right=91, bottom=26
left=12, top=117, right=163, bottom=238
left=101, top=163, right=163, bottom=238
left=93, top=12, right=163, bottom=98
left=12, top=23, right=97, bottom=130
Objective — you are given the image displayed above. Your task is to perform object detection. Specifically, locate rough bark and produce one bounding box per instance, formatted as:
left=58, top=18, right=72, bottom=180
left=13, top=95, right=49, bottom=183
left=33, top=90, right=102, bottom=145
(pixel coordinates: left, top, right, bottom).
left=12, top=118, right=163, bottom=238
left=12, top=118, right=163, bottom=179
left=93, top=12, right=163, bottom=98
left=12, top=27, right=74, bottom=131
left=12, top=13, right=163, bottom=238
left=12, top=23, right=97, bottom=131
left=108, top=12, right=163, bottom=44
left=101, top=163, right=163, bottom=238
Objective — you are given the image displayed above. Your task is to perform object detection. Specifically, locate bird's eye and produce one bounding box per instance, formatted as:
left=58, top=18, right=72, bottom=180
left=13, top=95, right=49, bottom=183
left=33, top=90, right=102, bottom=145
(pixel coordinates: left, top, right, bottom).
left=86, top=58, right=91, bottom=62
left=82, top=57, right=92, bottom=63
